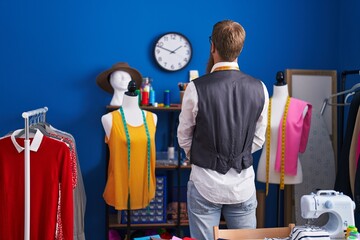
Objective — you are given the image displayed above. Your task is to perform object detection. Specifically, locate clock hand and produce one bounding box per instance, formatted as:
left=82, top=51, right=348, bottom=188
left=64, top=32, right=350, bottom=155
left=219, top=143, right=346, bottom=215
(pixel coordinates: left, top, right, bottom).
left=157, top=45, right=173, bottom=53
left=171, top=46, right=183, bottom=53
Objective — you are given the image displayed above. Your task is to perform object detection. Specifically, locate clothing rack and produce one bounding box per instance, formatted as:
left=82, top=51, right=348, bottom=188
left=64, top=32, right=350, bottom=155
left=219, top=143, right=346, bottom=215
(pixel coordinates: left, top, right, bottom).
left=339, top=70, right=360, bottom=151
left=22, top=107, right=48, bottom=240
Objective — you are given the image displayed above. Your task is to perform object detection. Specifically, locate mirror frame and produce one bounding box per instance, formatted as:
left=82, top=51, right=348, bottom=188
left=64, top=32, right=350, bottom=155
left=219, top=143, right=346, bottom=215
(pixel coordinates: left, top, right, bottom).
left=285, top=69, right=337, bottom=159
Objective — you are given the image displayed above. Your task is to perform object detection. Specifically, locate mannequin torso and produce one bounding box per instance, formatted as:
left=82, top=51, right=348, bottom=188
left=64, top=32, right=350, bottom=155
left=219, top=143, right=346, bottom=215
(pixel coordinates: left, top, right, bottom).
left=257, top=84, right=307, bottom=184
left=102, top=87, right=158, bottom=210
left=102, top=94, right=157, bottom=139
left=109, top=71, right=132, bottom=106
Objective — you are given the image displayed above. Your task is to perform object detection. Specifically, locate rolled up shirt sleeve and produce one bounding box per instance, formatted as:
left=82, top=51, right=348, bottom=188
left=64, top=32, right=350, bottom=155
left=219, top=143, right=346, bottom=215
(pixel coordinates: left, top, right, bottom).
left=251, top=81, right=269, bottom=153
left=177, top=82, right=198, bottom=159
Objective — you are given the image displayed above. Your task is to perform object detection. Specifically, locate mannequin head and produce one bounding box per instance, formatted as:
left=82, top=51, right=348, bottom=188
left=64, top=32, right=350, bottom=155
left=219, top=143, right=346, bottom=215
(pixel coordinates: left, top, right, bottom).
left=109, top=70, right=132, bottom=92
left=108, top=70, right=132, bottom=106
left=275, top=71, right=286, bottom=86
left=125, top=80, right=137, bottom=97
left=96, top=62, right=143, bottom=93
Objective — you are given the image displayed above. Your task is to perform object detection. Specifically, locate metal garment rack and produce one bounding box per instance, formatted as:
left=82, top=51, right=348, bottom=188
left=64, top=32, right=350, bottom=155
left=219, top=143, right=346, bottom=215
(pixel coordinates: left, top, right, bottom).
left=338, top=70, right=360, bottom=152
left=21, top=107, right=48, bottom=240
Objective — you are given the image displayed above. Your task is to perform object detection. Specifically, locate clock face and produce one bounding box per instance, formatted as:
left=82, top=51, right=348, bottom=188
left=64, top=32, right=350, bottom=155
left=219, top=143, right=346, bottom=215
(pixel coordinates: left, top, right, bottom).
left=154, top=32, right=192, bottom=72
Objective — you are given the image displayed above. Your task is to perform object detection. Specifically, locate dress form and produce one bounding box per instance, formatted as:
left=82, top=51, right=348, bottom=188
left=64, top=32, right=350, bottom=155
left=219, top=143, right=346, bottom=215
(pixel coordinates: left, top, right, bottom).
left=102, top=80, right=157, bottom=212
left=109, top=71, right=132, bottom=106
left=102, top=81, right=157, bottom=139
left=257, top=74, right=305, bottom=185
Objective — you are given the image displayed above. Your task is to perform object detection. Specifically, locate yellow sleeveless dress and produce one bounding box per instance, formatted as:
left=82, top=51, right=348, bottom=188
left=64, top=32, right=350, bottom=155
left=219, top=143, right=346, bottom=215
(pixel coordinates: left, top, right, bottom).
left=103, top=110, right=156, bottom=210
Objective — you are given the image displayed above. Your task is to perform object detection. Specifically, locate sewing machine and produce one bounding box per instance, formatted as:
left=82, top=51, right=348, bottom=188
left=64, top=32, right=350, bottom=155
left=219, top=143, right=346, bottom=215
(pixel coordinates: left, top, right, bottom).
left=301, top=190, right=356, bottom=239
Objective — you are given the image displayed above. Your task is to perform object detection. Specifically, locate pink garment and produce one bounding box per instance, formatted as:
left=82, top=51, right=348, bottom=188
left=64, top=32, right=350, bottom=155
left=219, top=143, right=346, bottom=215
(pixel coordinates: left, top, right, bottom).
left=109, top=230, right=121, bottom=240
left=275, top=98, right=312, bottom=176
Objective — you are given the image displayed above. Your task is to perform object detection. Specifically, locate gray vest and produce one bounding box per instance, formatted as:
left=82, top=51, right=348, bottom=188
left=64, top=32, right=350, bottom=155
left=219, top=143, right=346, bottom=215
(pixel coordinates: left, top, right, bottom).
left=190, top=70, right=265, bottom=174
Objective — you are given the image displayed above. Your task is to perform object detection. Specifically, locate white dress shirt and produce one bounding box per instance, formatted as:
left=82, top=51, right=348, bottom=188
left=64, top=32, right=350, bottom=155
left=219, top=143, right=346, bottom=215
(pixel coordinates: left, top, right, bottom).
left=177, top=62, right=269, bottom=204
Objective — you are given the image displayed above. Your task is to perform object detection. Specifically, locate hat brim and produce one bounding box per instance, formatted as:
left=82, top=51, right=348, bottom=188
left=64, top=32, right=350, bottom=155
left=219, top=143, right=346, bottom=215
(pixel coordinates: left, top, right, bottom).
left=96, top=66, right=142, bottom=94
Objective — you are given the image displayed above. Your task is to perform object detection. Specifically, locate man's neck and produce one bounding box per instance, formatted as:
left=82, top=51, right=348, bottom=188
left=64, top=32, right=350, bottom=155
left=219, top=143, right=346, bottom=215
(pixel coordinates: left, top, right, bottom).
left=213, top=50, right=237, bottom=64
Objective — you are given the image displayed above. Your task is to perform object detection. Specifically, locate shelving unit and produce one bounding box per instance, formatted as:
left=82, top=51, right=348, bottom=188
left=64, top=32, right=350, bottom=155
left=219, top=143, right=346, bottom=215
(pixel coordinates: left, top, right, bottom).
left=105, top=105, right=190, bottom=239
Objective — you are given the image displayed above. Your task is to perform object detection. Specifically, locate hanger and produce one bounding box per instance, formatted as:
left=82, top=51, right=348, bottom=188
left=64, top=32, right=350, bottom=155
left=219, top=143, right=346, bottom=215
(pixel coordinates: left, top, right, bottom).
left=34, top=116, right=74, bottom=150
left=344, top=91, right=356, bottom=104
left=16, top=114, right=40, bottom=138
left=15, top=112, right=59, bottom=141
left=326, top=82, right=360, bottom=100
left=320, top=82, right=360, bottom=115
left=15, top=128, right=37, bottom=138
left=30, top=114, right=50, bottom=137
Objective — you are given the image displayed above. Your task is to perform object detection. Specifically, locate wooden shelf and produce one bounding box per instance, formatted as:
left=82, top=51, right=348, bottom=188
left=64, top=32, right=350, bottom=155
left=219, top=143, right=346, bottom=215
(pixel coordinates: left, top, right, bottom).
left=106, top=104, right=181, bottom=112
left=142, top=105, right=181, bottom=111
left=108, top=214, right=187, bottom=228
left=156, top=165, right=191, bottom=170
left=109, top=214, right=226, bottom=229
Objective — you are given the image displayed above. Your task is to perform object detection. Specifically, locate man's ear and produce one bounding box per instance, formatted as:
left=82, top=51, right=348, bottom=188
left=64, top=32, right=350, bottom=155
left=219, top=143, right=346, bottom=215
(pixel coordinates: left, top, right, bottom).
left=211, top=42, right=216, bottom=54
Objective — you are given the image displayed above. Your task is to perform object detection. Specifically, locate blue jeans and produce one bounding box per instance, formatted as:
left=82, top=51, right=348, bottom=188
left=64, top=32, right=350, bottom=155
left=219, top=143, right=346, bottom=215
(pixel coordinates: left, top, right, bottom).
left=187, top=180, right=257, bottom=240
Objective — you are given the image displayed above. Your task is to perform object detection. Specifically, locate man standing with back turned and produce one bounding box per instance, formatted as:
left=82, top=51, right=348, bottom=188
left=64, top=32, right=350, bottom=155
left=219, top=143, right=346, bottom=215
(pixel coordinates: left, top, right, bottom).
left=177, top=19, right=269, bottom=240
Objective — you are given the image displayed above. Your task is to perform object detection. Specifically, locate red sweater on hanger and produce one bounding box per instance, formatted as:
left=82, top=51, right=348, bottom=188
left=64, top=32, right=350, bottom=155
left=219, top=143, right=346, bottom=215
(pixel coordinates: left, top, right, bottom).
left=0, top=130, right=73, bottom=240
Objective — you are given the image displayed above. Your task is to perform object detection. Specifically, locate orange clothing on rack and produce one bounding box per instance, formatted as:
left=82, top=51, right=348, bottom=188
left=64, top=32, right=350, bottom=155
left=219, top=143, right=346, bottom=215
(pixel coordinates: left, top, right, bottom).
left=103, top=110, right=156, bottom=210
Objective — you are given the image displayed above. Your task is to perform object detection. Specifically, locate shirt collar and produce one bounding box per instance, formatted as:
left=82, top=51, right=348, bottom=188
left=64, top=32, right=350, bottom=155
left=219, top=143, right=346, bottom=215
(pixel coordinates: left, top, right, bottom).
left=11, top=129, right=44, bottom=153
left=211, top=62, right=239, bottom=73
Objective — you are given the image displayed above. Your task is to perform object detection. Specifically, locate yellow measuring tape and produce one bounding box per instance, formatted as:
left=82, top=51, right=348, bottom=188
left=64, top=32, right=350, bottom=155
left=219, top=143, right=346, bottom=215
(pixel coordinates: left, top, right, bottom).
left=213, top=66, right=240, bottom=71
left=280, top=96, right=291, bottom=190
left=265, top=98, right=272, bottom=196
left=265, top=96, right=290, bottom=195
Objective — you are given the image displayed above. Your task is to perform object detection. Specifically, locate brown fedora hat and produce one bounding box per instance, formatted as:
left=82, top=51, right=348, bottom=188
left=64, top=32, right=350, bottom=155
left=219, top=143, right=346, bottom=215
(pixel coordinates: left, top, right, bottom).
left=96, top=62, right=143, bottom=94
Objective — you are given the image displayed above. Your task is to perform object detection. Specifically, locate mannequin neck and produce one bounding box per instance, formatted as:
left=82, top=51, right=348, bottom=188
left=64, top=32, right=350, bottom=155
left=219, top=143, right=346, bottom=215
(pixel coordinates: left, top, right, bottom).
left=121, top=94, right=144, bottom=126
left=110, top=89, right=126, bottom=106
left=122, top=94, right=140, bottom=109
left=272, top=84, right=289, bottom=100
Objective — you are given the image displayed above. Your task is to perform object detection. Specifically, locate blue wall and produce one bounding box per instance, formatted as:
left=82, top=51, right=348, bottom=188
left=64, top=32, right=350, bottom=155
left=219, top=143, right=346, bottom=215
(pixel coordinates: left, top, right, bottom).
left=1, top=0, right=359, bottom=239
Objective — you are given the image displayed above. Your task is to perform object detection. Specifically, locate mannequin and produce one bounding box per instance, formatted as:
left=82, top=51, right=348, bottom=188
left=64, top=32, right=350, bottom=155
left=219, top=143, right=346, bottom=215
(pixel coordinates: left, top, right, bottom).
left=109, top=71, right=132, bottom=106
left=257, top=73, right=310, bottom=186
left=102, top=80, right=158, bottom=210
left=96, top=62, right=143, bottom=106
left=102, top=81, right=157, bottom=139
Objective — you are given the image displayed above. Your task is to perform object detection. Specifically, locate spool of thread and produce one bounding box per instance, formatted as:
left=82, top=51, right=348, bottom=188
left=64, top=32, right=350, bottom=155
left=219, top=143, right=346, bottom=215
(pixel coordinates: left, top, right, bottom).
left=168, top=146, right=175, bottom=160
left=135, top=89, right=141, bottom=105
left=149, top=89, right=155, bottom=105
left=141, top=91, right=149, bottom=106
left=349, top=231, right=359, bottom=239
left=164, top=90, right=170, bottom=107
left=347, top=226, right=358, bottom=239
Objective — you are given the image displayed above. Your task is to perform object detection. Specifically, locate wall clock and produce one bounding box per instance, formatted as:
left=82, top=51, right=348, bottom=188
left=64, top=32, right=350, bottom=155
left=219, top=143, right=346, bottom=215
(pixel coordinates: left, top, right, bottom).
left=153, top=32, right=192, bottom=72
